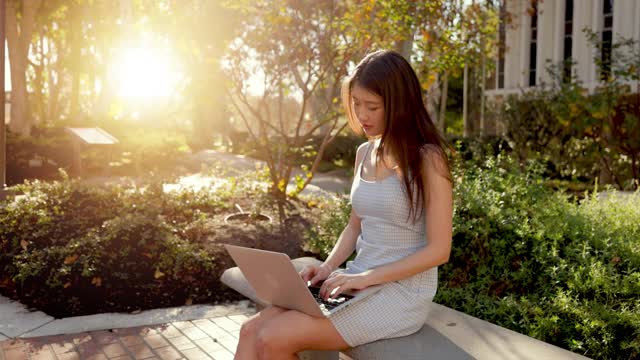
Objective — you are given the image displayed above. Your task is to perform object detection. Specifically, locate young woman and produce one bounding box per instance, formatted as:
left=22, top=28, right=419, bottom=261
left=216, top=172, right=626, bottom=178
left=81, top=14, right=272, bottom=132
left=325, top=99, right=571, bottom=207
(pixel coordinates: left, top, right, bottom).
left=234, top=49, right=453, bottom=359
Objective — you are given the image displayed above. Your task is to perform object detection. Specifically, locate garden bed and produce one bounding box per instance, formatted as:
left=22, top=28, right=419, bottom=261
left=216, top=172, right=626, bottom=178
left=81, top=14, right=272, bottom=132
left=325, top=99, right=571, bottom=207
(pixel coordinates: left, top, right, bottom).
left=0, top=174, right=335, bottom=319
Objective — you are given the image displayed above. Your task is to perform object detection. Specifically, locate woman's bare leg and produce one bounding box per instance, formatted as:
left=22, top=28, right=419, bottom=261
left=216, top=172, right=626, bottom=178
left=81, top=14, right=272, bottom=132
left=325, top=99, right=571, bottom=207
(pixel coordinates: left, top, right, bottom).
left=235, top=306, right=287, bottom=360
left=255, top=310, right=350, bottom=360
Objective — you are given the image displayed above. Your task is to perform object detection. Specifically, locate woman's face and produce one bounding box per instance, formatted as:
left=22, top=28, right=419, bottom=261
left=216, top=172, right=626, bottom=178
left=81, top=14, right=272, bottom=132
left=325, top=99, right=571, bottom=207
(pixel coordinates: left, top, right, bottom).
left=351, top=84, right=385, bottom=137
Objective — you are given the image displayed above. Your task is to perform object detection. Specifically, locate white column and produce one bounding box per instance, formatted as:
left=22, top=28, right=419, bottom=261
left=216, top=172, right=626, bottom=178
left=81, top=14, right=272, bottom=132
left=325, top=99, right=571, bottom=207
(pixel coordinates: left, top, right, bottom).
left=635, top=0, right=640, bottom=42
left=613, top=0, right=636, bottom=42
left=504, top=0, right=524, bottom=89
left=536, top=0, right=557, bottom=85
left=519, top=1, right=532, bottom=88
left=613, top=0, right=640, bottom=43
left=612, top=0, right=636, bottom=73
left=554, top=0, right=566, bottom=66
left=572, top=0, right=595, bottom=85
left=589, top=0, right=604, bottom=84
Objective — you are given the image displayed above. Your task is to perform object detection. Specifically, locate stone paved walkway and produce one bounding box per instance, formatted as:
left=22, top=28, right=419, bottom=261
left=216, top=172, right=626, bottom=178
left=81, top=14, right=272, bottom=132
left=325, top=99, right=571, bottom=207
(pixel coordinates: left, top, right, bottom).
left=0, top=313, right=249, bottom=360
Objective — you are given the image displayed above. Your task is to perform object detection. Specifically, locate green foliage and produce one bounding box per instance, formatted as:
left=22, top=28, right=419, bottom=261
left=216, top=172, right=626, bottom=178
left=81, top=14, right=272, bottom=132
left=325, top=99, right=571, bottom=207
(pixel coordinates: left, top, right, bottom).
left=443, top=156, right=640, bottom=359
left=6, top=123, right=192, bottom=185
left=500, top=86, right=596, bottom=182
left=0, top=173, right=236, bottom=317
left=304, top=195, right=351, bottom=260
left=499, top=32, right=640, bottom=190
left=305, top=155, right=640, bottom=359
left=318, top=133, right=363, bottom=169
left=98, top=122, right=191, bottom=176
left=5, top=129, right=74, bottom=186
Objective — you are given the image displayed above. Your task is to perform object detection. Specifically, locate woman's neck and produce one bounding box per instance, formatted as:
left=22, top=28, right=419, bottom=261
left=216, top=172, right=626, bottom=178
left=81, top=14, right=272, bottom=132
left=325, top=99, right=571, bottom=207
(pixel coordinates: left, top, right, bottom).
left=370, top=139, right=398, bottom=170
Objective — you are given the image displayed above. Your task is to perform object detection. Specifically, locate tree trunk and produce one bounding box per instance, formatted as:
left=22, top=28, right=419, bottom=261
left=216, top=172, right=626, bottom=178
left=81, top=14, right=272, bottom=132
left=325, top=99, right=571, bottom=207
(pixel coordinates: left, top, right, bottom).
left=34, top=33, right=44, bottom=126
left=479, top=12, right=487, bottom=137
left=463, top=61, right=471, bottom=137
left=6, top=0, right=43, bottom=136
left=92, top=31, right=114, bottom=119
left=395, top=35, right=414, bottom=60
left=438, top=71, right=449, bottom=134
left=69, top=4, right=82, bottom=121
left=425, top=75, right=440, bottom=126
left=47, top=36, right=61, bottom=123
left=630, top=152, right=638, bottom=190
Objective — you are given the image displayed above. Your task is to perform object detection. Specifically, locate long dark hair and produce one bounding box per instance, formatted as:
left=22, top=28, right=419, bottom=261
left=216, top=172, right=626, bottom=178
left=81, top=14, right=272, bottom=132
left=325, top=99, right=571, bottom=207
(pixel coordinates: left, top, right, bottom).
left=342, top=50, right=451, bottom=223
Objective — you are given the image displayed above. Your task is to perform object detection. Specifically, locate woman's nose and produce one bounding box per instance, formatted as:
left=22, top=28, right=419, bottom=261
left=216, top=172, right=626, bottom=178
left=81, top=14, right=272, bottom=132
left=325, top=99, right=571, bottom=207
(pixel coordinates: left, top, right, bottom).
left=355, top=108, right=367, bottom=121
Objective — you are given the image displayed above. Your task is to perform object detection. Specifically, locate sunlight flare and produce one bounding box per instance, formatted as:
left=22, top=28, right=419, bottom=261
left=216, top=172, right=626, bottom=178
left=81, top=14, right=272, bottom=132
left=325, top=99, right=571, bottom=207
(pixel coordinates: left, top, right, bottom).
left=114, top=46, right=179, bottom=98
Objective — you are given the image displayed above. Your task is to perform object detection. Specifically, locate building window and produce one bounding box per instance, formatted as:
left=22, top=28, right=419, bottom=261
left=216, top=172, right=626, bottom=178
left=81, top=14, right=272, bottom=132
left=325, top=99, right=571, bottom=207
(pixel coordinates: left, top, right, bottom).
left=563, top=0, right=573, bottom=81
left=497, top=0, right=506, bottom=89
left=528, top=1, right=538, bottom=87
left=601, top=0, right=614, bottom=80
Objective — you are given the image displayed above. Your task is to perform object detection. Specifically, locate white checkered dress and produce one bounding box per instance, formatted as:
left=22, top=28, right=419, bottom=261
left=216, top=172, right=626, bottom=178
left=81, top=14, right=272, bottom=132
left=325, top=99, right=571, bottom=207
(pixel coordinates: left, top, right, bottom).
left=328, top=142, right=438, bottom=347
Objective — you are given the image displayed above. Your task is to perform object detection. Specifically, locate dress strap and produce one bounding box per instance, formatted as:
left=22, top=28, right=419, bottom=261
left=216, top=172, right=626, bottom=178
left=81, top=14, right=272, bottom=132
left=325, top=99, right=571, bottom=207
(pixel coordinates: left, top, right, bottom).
left=358, top=142, right=373, bottom=179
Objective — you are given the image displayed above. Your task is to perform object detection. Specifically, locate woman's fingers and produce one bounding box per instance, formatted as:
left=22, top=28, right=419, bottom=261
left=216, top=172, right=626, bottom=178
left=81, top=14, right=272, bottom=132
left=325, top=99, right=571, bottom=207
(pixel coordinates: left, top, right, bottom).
left=310, top=271, right=325, bottom=286
left=319, top=276, right=333, bottom=298
left=320, top=275, right=349, bottom=300
left=299, top=266, right=315, bottom=283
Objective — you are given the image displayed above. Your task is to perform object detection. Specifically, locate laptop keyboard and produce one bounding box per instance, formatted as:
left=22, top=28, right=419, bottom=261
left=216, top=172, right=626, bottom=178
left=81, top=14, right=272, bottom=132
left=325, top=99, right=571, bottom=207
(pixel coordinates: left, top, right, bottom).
left=308, top=286, right=354, bottom=311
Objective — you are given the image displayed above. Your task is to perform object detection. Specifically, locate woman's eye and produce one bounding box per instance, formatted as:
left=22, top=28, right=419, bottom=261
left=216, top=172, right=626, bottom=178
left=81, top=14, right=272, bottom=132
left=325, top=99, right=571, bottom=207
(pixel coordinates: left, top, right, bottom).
left=368, top=107, right=378, bottom=111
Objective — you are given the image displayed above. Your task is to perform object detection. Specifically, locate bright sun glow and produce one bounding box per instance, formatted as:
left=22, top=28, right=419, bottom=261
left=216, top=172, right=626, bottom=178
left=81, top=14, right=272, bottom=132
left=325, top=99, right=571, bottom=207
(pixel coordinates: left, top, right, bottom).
left=115, top=47, right=179, bottom=98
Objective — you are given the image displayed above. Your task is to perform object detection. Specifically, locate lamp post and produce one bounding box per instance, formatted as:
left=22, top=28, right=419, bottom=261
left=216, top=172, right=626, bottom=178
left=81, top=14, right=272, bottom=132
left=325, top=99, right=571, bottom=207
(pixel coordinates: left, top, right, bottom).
left=0, top=0, right=6, bottom=201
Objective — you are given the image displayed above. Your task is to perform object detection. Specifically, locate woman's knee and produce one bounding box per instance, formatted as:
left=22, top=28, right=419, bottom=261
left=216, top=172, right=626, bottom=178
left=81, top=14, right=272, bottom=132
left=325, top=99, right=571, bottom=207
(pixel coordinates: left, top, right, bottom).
left=255, top=327, right=283, bottom=360
left=239, top=317, right=260, bottom=340
left=239, top=306, right=286, bottom=340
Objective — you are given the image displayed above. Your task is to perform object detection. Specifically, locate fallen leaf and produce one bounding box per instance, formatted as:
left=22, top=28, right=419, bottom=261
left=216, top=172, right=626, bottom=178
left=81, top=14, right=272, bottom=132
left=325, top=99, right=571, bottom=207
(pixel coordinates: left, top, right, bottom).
left=20, top=240, right=28, bottom=251
left=91, top=277, right=102, bottom=287
left=63, top=282, right=72, bottom=289
left=64, top=255, right=79, bottom=265
left=154, top=269, right=165, bottom=279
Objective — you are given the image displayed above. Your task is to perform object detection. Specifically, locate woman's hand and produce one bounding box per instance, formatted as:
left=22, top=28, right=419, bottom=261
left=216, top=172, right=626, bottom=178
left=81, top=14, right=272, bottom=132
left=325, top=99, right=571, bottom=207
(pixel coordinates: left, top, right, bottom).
left=319, top=271, right=372, bottom=300
left=299, top=263, right=333, bottom=287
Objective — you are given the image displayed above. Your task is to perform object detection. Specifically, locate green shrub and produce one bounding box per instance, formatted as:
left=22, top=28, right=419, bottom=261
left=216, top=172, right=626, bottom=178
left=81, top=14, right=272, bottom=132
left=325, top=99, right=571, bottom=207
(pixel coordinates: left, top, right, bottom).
left=0, top=172, right=237, bottom=317
left=6, top=124, right=192, bottom=185
left=305, top=154, right=640, bottom=359
left=5, top=129, right=74, bottom=186
left=99, top=127, right=191, bottom=177
left=304, top=195, right=351, bottom=260
left=498, top=33, right=640, bottom=190
left=319, top=133, right=363, bottom=169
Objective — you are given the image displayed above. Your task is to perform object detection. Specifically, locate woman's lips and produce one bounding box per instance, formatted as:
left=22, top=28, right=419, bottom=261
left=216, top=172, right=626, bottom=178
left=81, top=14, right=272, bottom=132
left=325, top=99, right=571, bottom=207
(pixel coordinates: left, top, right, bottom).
left=362, top=124, right=372, bottom=130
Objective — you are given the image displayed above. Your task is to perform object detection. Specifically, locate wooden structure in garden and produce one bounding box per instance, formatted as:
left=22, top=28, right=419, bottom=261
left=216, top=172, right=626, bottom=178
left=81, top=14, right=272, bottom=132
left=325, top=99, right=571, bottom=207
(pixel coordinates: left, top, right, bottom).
left=64, top=127, right=119, bottom=176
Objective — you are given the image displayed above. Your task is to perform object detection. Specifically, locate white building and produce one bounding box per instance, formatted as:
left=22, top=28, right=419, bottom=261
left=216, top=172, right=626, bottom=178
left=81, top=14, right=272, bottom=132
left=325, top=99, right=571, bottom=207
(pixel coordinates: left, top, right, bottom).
left=486, top=0, right=640, bottom=97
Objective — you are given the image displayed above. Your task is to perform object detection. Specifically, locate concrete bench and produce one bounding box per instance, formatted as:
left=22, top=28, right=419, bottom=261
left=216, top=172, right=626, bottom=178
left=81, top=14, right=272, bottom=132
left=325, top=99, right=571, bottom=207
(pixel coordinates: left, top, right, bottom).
left=221, top=257, right=589, bottom=360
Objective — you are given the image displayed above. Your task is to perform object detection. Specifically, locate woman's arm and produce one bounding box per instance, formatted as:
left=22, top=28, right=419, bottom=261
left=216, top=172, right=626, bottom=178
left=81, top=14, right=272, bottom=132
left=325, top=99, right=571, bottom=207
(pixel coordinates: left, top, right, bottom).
left=363, top=148, right=453, bottom=286
left=320, top=142, right=368, bottom=271
left=306, top=143, right=367, bottom=286
left=305, top=208, right=362, bottom=285
left=321, top=210, right=361, bottom=271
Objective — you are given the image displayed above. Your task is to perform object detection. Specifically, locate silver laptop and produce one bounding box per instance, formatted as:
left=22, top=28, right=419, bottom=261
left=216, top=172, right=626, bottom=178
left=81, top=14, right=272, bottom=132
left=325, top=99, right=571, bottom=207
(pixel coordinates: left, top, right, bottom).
left=224, top=244, right=381, bottom=317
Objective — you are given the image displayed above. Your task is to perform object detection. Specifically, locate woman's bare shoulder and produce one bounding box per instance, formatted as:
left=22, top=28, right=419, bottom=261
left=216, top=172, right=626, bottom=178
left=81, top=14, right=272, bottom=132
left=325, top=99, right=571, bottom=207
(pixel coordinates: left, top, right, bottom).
left=419, top=144, right=449, bottom=175
left=357, top=140, right=372, bottom=152
left=355, top=140, right=371, bottom=158
left=354, top=140, right=371, bottom=167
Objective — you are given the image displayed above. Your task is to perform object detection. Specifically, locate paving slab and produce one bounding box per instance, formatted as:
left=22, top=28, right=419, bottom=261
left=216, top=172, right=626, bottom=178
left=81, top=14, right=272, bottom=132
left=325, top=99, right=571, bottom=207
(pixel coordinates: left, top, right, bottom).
left=0, top=296, right=54, bottom=338
left=19, top=301, right=253, bottom=338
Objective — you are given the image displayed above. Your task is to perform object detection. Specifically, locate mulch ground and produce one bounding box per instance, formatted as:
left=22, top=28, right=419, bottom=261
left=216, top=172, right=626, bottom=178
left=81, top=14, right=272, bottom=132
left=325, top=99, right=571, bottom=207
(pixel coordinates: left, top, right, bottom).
left=0, top=195, right=321, bottom=319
